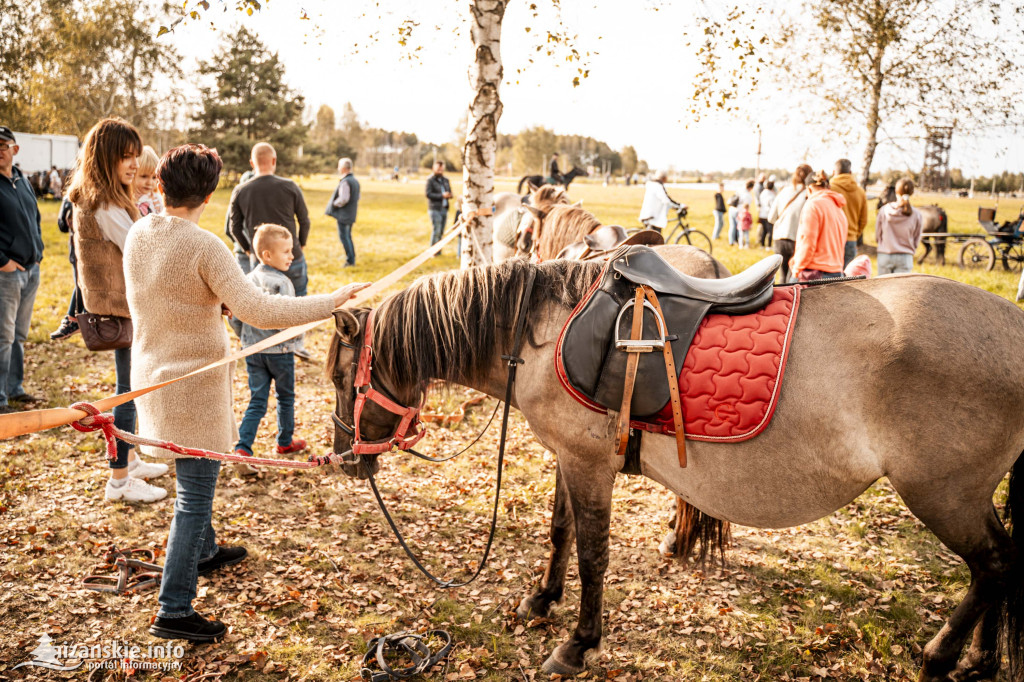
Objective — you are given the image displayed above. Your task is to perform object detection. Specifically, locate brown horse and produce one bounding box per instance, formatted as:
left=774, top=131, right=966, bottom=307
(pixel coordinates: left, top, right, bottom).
left=516, top=202, right=600, bottom=261
left=492, top=185, right=572, bottom=263
left=878, top=184, right=949, bottom=265
left=327, top=260, right=1023, bottom=681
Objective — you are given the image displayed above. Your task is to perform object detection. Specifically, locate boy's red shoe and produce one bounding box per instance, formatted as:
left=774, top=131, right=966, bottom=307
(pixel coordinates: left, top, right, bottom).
left=276, top=438, right=307, bottom=455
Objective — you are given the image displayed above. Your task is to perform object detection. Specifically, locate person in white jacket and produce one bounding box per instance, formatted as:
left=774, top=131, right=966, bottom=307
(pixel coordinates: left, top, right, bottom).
left=639, top=170, right=684, bottom=232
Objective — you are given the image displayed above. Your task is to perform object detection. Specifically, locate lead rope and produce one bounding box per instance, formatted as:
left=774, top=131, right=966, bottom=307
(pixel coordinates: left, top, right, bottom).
left=363, top=269, right=538, bottom=589
left=69, top=402, right=348, bottom=469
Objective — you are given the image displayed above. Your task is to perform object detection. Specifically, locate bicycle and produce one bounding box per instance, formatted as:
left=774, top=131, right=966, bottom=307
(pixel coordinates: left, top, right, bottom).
left=655, top=207, right=713, bottom=254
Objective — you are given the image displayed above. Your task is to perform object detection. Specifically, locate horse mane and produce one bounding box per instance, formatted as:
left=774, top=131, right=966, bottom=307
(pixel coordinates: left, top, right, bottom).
left=536, top=205, right=602, bottom=261
left=371, top=259, right=602, bottom=388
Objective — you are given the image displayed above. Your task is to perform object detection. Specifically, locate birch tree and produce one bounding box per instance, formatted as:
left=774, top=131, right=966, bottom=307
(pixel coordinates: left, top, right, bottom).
left=165, top=0, right=585, bottom=267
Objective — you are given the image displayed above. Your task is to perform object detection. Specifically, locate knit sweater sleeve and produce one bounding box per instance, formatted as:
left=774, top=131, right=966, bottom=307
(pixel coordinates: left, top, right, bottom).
left=196, top=230, right=336, bottom=329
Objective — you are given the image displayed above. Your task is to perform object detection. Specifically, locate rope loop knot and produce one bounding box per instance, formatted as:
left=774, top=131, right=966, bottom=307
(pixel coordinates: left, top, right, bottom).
left=70, top=401, right=119, bottom=461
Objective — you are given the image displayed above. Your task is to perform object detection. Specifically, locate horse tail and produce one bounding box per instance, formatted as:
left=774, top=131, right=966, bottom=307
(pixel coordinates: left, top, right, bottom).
left=1005, top=451, right=1023, bottom=679
left=671, top=499, right=731, bottom=566
left=517, top=176, right=528, bottom=194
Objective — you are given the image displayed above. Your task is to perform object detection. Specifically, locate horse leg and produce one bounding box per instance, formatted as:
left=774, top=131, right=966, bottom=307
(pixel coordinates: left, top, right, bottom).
left=895, top=494, right=1016, bottom=682
left=954, top=605, right=1002, bottom=681
left=541, top=456, right=615, bottom=676
left=517, top=461, right=575, bottom=619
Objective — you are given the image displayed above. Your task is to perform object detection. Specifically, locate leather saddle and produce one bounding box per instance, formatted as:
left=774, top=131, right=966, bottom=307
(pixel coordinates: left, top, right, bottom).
left=556, top=225, right=665, bottom=261
left=558, top=246, right=782, bottom=464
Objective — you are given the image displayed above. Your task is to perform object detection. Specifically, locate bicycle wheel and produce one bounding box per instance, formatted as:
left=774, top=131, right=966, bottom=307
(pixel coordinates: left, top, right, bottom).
left=675, top=228, right=713, bottom=255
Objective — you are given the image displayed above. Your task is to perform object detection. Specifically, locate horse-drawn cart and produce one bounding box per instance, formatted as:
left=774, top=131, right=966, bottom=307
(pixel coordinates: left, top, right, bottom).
left=917, top=207, right=1024, bottom=271
left=955, top=207, right=1024, bottom=271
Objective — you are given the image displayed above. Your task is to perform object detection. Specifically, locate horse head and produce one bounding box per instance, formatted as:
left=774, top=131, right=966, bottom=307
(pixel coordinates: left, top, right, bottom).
left=514, top=185, right=572, bottom=258
left=326, top=308, right=426, bottom=480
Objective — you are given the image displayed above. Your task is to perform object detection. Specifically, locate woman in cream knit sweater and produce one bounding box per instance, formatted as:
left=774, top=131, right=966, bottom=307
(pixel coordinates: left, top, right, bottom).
left=125, top=144, right=367, bottom=642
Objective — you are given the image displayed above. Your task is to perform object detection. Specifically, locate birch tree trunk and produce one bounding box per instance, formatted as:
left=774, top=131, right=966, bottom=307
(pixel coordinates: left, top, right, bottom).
left=859, top=50, right=884, bottom=188
left=460, top=0, right=507, bottom=268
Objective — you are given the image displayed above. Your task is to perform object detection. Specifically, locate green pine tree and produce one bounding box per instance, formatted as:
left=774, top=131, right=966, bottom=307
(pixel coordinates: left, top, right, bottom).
left=193, top=26, right=307, bottom=173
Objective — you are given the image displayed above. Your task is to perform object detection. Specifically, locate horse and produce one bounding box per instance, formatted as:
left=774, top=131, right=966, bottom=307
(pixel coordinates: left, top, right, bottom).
left=517, top=165, right=589, bottom=194
left=878, top=184, right=949, bottom=265
left=514, top=202, right=603, bottom=261
left=327, top=259, right=1023, bottom=681
left=492, top=185, right=572, bottom=263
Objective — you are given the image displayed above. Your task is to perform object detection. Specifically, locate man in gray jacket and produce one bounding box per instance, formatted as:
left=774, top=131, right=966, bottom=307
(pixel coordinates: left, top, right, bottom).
left=325, top=158, right=360, bottom=267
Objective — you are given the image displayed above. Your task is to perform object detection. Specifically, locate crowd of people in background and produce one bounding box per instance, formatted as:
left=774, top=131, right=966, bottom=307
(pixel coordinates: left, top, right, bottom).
left=711, top=158, right=922, bottom=282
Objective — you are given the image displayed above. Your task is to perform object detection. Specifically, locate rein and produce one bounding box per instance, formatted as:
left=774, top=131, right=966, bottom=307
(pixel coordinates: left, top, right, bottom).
left=357, top=269, right=538, bottom=588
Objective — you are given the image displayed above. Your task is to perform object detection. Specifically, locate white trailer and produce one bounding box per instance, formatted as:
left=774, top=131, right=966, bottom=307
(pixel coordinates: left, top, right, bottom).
left=12, top=132, right=79, bottom=173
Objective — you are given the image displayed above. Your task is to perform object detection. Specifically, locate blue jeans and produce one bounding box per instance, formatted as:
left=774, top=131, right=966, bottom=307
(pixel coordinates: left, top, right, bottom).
left=236, top=250, right=253, bottom=275
left=877, top=252, right=914, bottom=275
left=236, top=353, right=295, bottom=453
left=111, top=346, right=136, bottom=467
left=157, top=457, right=221, bottom=618
left=728, top=208, right=739, bottom=245
left=336, top=220, right=355, bottom=265
left=0, top=264, right=40, bottom=407
left=844, top=240, right=857, bottom=268
left=712, top=210, right=725, bottom=240
left=429, top=209, right=447, bottom=246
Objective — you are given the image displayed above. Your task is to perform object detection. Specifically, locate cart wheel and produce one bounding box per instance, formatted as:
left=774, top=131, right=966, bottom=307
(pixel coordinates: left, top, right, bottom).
left=1001, top=242, right=1024, bottom=272
left=675, top=229, right=713, bottom=255
left=959, top=238, right=995, bottom=271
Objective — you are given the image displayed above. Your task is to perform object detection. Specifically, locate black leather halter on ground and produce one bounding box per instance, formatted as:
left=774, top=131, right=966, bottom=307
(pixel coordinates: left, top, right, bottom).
left=361, top=269, right=538, bottom=589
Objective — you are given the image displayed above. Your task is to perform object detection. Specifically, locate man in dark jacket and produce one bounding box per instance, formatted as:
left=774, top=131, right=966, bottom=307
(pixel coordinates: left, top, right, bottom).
left=549, top=153, right=562, bottom=184
left=0, top=127, right=43, bottom=413
left=425, top=161, right=452, bottom=253
left=325, top=158, right=360, bottom=267
left=229, top=143, right=311, bottom=293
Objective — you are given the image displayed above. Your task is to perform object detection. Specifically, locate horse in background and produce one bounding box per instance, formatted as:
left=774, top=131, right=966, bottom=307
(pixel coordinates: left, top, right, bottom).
left=517, top=165, right=589, bottom=194
left=878, top=184, right=949, bottom=265
left=493, top=185, right=572, bottom=263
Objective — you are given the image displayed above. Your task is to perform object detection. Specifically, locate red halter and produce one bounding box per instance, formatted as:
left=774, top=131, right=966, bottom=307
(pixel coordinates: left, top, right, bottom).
left=350, top=308, right=426, bottom=455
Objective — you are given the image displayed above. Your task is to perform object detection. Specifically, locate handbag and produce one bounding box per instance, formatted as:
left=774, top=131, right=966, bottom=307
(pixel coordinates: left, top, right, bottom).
left=78, top=312, right=133, bottom=351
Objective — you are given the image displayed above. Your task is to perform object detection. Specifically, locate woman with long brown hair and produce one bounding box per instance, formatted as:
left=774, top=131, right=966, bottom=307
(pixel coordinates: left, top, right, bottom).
left=67, top=117, right=168, bottom=503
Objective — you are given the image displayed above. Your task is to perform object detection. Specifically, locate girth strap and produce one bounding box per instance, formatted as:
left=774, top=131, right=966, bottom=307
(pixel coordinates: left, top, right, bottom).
left=643, top=287, right=687, bottom=467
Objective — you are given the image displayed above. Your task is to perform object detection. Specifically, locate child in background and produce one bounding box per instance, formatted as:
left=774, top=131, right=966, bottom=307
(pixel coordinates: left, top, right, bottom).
left=134, top=146, right=163, bottom=217
left=738, top=202, right=753, bottom=249
left=234, top=224, right=308, bottom=466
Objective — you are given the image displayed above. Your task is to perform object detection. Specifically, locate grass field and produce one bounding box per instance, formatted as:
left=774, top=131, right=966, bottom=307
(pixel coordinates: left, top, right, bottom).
left=0, top=176, right=1020, bottom=680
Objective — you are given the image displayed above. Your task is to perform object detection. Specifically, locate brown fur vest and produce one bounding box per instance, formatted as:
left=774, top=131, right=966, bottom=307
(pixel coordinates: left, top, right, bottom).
left=73, top=207, right=130, bottom=318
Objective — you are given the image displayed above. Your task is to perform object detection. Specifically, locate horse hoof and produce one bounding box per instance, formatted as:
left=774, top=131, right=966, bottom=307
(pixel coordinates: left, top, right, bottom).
left=516, top=595, right=552, bottom=620
left=952, top=655, right=1000, bottom=682
left=542, top=645, right=586, bottom=677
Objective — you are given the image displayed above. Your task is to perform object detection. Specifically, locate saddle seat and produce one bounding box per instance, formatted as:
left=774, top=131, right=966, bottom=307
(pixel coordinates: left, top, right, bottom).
left=557, top=246, right=782, bottom=423
left=611, top=246, right=781, bottom=312
left=557, top=226, right=665, bottom=261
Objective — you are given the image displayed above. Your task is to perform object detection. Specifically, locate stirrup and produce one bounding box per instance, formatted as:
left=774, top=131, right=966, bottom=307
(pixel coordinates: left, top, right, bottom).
left=82, top=546, right=163, bottom=594
left=614, top=298, right=668, bottom=352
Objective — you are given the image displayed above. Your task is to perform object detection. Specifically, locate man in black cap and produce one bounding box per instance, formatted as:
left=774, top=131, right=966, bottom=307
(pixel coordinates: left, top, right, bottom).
left=0, top=126, right=44, bottom=414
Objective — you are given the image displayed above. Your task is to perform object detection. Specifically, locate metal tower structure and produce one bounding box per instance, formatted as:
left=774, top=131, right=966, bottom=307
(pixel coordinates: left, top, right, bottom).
left=920, top=126, right=953, bottom=193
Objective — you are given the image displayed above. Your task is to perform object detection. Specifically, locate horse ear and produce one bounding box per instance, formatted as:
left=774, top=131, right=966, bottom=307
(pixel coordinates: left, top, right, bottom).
left=333, top=308, right=360, bottom=342
left=572, top=200, right=583, bottom=208
left=523, top=204, right=543, bottom=217
left=527, top=181, right=539, bottom=193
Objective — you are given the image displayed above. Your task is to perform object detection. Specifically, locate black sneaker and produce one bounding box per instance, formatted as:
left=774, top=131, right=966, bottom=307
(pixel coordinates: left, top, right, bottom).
left=50, top=316, right=80, bottom=340
left=0, top=405, right=16, bottom=415
left=8, top=393, right=40, bottom=405
left=148, top=612, right=226, bottom=642
left=197, top=545, right=247, bottom=576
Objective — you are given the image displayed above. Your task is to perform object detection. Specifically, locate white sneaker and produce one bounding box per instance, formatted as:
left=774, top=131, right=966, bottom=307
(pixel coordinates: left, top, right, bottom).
left=128, top=457, right=169, bottom=479
left=105, top=477, right=168, bottom=503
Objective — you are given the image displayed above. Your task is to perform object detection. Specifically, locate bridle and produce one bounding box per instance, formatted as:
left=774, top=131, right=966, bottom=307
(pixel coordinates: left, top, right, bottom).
left=330, top=270, right=538, bottom=588
left=517, top=207, right=548, bottom=261
left=331, top=307, right=426, bottom=458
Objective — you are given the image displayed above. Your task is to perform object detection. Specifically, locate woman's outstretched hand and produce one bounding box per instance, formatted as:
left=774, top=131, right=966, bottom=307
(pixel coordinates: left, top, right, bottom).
left=331, top=282, right=372, bottom=309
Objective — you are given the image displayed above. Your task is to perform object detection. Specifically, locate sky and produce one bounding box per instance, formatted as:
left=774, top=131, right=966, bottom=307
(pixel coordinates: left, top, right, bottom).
left=163, top=0, right=1024, bottom=177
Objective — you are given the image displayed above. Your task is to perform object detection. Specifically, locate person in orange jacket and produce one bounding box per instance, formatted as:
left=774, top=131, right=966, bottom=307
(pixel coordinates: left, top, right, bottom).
left=791, top=170, right=849, bottom=281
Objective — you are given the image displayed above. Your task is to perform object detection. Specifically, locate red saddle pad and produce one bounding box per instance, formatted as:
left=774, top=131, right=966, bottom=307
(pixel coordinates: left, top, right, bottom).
left=635, top=285, right=800, bottom=442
